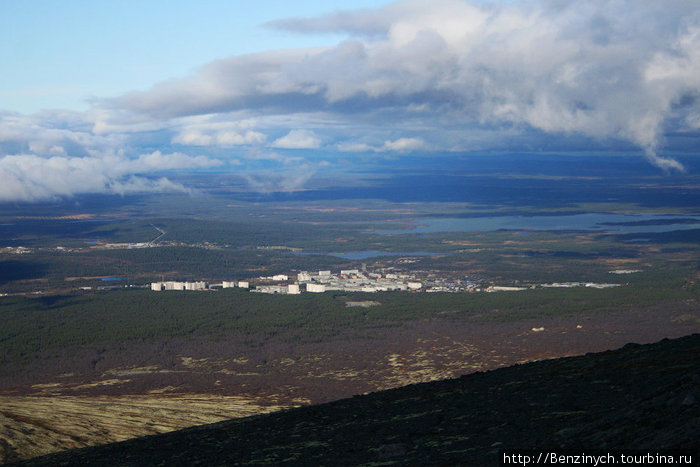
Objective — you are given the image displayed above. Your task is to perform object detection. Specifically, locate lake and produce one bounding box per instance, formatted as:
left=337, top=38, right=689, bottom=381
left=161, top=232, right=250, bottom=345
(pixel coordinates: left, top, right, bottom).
left=293, top=250, right=439, bottom=260
left=371, top=213, right=700, bottom=235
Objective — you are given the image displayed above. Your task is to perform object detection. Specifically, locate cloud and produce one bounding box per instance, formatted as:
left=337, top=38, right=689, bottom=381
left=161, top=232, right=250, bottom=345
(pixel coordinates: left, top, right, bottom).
left=102, top=0, right=700, bottom=171
left=242, top=165, right=318, bottom=192
left=0, top=110, right=234, bottom=202
left=172, top=117, right=266, bottom=147
left=336, top=141, right=374, bottom=152
left=244, top=149, right=304, bottom=164
left=270, top=129, right=322, bottom=149
left=264, top=4, right=398, bottom=37
left=173, top=128, right=266, bottom=146
left=3, top=0, right=700, bottom=203
left=128, top=150, right=223, bottom=171
left=0, top=110, right=120, bottom=158
left=337, top=137, right=427, bottom=152
left=381, top=137, right=427, bottom=152
left=0, top=151, right=222, bottom=202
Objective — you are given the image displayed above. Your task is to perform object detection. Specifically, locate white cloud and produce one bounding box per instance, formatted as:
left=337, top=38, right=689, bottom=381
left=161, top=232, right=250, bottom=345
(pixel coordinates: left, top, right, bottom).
left=0, top=110, right=121, bottom=157
left=170, top=115, right=268, bottom=147
left=106, top=176, right=191, bottom=197
left=173, top=128, right=266, bottom=147
left=129, top=150, right=223, bottom=171
left=103, top=0, right=700, bottom=171
left=0, top=151, right=222, bottom=202
left=336, top=141, right=374, bottom=152
left=3, top=0, right=700, bottom=203
left=381, top=137, right=427, bottom=152
left=245, top=149, right=304, bottom=164
left=243, top=165, right=318, bottom=193
left=270, top=129, right=322, bottom=149
left=337, top=137, right=427, bottom=152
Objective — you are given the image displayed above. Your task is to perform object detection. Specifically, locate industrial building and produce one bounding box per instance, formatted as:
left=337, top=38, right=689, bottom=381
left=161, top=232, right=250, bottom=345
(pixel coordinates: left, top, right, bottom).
left=306, top=283, right=326, bottom=293
left=297, top=272, right=312, bottom=281
left=259, top=274, right=288, bottom=281
left=485, top=286, right=528, bottom=292
left=150, top=281, right=208, bottom=291
left=293, top=269, right=418, bottom=293
left=251, top=285, right=288, bottom=294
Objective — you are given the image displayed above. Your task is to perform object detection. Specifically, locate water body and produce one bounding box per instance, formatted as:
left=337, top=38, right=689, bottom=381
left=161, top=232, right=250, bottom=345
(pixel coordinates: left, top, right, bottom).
left=372, top=213, right=700, bottom=235
left=330, top=250, right=439, bottom=260
left=293, top=250, right=439, bottom=260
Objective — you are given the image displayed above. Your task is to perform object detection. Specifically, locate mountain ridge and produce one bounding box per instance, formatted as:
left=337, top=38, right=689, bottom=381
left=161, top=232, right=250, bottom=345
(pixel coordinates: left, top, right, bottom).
left=9, top=333, right=699, bottom=466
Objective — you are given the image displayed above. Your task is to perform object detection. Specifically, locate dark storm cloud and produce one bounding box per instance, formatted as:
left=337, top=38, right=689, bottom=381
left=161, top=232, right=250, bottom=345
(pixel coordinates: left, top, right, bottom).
left=102, top=0, right=700, bottom=171
left=3, top=1, right=700, bottom=202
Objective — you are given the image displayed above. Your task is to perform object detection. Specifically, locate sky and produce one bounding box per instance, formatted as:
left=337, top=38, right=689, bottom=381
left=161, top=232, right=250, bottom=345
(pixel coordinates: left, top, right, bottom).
left=1, top=0, right=700, bottom=202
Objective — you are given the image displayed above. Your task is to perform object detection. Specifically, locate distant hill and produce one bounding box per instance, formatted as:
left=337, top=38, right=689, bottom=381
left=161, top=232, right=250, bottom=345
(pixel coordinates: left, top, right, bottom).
left=11, top=334, right=699, bottom=466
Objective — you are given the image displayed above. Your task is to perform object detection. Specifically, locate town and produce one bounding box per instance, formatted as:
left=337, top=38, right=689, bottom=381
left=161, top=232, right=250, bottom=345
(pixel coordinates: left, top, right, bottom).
left=150, top=267, right=623, bottom=295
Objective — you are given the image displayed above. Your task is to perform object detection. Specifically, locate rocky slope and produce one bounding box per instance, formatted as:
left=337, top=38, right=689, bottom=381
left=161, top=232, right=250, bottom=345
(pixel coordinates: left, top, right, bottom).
left=9, top=333, right=698, bottom=466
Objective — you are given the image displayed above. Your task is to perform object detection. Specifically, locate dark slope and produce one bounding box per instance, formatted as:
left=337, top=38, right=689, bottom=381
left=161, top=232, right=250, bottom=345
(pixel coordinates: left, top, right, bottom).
left=11, top=334, right=699, bottom=466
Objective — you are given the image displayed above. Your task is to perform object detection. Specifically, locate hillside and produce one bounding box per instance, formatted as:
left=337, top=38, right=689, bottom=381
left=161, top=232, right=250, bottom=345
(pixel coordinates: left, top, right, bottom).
left=9, top=333, right=699, bottom=466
